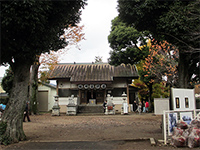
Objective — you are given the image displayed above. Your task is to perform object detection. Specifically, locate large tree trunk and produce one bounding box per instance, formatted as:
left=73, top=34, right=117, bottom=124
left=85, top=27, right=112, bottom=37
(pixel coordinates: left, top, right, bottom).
left=148, top=82, right=153, bottom=112
left=29, top=63, right=40, bottom=115
left=0, top=63, right=31, bottom=145
left=178, top=52, right=190, bottom=88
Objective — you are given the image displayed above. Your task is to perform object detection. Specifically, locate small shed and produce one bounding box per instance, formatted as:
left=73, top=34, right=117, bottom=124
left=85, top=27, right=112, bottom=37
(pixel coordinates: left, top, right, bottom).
left=38, top=82, right=56, bottom=112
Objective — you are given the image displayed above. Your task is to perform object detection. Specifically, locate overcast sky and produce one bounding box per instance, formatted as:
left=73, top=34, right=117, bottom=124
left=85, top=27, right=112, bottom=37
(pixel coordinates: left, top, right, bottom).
left=0, top=0, right=118, bottom=77
left=60, top=0, right=118, bottom=63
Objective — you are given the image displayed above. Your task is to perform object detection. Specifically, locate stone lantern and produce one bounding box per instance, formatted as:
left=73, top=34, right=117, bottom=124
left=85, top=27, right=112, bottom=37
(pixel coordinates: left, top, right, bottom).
left=67, top=95, right=78, bottom=115
left=121, top=92, right=128, bottom=115
left=52, top=95, right=60, bottom=116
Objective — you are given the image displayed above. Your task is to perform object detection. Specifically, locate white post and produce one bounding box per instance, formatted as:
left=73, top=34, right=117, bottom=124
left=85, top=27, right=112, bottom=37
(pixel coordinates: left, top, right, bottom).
left=193, top=109, right=196, bottom=118
left=163, top=110, right=167, bottom=145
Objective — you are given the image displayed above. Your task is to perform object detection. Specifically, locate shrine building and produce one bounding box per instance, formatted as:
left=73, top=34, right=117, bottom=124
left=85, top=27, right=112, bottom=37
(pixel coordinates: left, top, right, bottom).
left=48, top=63, right=139, bottom=113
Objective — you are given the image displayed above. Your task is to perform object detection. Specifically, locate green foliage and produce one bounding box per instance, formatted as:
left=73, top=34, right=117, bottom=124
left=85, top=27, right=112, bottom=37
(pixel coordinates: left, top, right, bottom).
left=0, top=121, right=11, bottom=145
left=39, top=71, right=50, bottom=84
left=108, top=17, right=150, bottom=66
left=132, top=79, right=170, bottom=102
left=132, top=79, right=149, bottom=101
left=1, top=0, right=87, bottom=67
left=1, top=67, right=14, bottom=95
left=136, top=61, right=155, bottom=85
left=117, top=0, right=200, bottom=87
left=152, top=83, right=170, bottom=99
left=118, top=0, right=169, bottom=35
left=94, top=56, right=103, bottom=63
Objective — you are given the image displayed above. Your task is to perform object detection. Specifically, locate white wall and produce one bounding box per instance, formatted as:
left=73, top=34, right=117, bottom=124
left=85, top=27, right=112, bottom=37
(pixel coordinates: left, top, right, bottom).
left=58, top=80, right=77, bottom=89
left=48, top=88, right=57, bottom=110
left=57, top=78, right=129, bottom=90
left=59, top=97, right=78, bottom=105
left=154, top=98, right=169, bottom=115
left=113, top=97, right=125, bottom=104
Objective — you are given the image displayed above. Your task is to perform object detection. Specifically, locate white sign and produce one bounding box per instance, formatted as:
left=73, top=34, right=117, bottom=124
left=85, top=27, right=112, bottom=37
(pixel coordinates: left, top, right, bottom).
left=171, top=88, right=195, bottom=111
left=154, top=98, right=169, bottom=115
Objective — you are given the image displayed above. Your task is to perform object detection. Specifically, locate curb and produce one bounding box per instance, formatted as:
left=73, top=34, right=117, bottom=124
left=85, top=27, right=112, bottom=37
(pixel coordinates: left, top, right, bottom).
left=26, top=137, right=152, bottom=143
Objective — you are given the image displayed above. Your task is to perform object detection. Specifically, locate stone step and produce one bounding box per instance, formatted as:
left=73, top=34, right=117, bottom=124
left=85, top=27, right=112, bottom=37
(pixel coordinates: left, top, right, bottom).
left=78, top=105, right=104, bottom=113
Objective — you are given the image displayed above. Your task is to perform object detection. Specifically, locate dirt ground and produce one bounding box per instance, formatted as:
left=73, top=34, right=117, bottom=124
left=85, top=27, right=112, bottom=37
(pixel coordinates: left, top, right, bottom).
left=1, top=113, right=199, bottom=149
left=23, top=113, right=163, bottom=141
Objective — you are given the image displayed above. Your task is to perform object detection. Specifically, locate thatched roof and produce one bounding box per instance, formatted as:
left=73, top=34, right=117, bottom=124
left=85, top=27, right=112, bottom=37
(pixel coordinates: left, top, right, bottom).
left=48, top=63, right=138, bottom=83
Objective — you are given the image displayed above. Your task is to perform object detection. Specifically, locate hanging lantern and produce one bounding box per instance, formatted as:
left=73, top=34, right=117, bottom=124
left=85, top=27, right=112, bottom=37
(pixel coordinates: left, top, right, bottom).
left=101, top=84, right=106, bottom=89
left=90, top=84, right=94, bottom=89
left=84, top=84, right=89, bottom=89
left=95, top=84, right=100, bottom=89
left=78, top=84, right=83, bottom=89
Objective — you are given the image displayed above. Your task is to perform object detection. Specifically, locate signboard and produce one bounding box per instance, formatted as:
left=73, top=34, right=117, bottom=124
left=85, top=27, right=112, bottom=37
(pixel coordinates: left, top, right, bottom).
left=180, top=112, right=193, bottom=125
left=168, top=113, right=177, bottom=136
left=171, top=88, right=195, bottom=111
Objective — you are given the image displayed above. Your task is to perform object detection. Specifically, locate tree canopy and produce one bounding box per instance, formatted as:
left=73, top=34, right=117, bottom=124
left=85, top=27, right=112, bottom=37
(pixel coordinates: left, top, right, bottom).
left=94, top=56, right=103, bottom=63
left=143, top=40, right=179, bottom=87
left=108, top=17, right=149, bottom=66
left=117, top=0, right=200, bottom=88
left=118, top=0, right=199, bottom=50
left=1, top=1, right=86, bottom=67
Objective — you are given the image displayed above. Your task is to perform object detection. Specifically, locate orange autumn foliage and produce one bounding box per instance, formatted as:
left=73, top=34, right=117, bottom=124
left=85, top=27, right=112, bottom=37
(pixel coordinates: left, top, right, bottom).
left=39, top=25, right=85, bottom=78
left=143, top=39, right=179, bottom=86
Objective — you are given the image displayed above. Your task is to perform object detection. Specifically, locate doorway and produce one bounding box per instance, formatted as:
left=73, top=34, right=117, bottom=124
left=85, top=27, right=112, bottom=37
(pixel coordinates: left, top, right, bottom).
left=38, top=91, right=48, bottom=111
left=87, top=90, right=96, bottom=103
left=80, top=90, right=105, bottom=104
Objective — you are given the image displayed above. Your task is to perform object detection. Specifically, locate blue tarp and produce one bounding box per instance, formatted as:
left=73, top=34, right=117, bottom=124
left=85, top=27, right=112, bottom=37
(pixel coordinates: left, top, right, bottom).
left=0, top=104, right=6, bottom=110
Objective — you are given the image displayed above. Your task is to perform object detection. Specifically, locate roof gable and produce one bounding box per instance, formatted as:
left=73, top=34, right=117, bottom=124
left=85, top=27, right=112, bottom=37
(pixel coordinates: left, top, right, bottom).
left=48, top=63, right=138, bottom=82
left=38, top=82, right=56, bottom=89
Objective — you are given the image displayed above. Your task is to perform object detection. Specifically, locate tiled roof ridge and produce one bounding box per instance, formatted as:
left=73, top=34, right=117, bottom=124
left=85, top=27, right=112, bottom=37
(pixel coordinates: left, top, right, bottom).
left=48, top=63, right=138, bottom=81
left=58, top=62, right=108, bottom=65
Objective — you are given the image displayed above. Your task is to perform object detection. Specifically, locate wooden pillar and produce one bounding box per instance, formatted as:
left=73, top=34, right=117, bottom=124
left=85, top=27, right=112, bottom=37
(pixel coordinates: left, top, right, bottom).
left=78, top=89, right=81, bottom=104
left=127, top=81, right=129, bottom=104
left=104, top=89, right=106, bottom=101
left=56, top=80, right=59, bottom=95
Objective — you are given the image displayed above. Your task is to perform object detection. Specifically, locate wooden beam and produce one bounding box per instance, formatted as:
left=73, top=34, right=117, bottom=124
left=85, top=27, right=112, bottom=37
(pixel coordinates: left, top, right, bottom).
left=56, top=80, right=59, bottom=95
left=127, top=81, right=129, bottom=104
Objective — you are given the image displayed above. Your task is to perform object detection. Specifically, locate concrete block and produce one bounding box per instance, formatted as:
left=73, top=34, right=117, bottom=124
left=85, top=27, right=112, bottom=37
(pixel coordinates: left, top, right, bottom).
left=150, top=138, right=156, bottom=146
